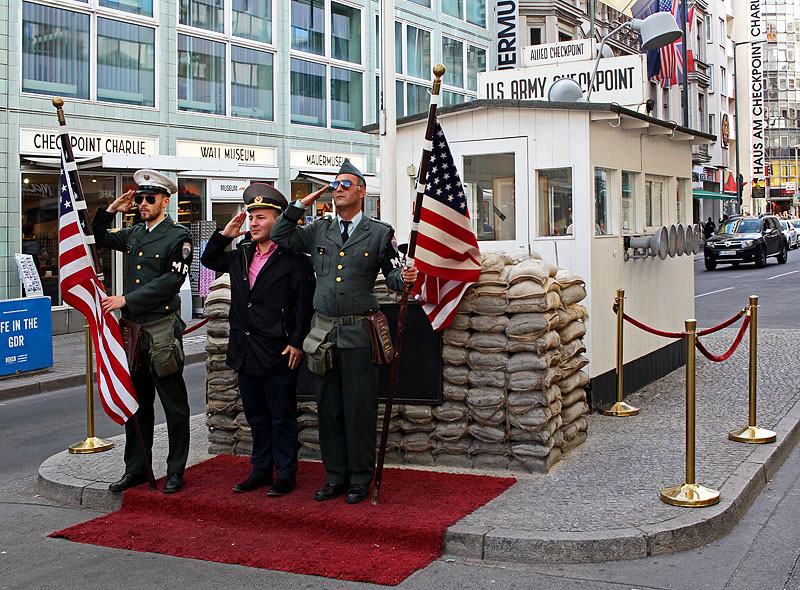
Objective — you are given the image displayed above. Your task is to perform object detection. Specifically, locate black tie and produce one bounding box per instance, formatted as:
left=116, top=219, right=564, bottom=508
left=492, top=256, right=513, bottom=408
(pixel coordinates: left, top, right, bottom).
left=341, top=220, right=351, bottom=243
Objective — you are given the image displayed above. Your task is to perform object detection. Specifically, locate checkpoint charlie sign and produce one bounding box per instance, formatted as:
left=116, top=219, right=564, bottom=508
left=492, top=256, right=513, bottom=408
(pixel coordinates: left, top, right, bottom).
left=478, top=54, right=646, bottom=106
left=20, top=128, right=157, bottom=157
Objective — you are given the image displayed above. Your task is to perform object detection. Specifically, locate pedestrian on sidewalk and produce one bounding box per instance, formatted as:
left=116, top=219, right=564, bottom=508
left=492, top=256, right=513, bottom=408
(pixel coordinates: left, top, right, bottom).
left=201, top=185, right=315, bottom=497
left=271, top=158, right=418, bottom=504
left=92, top=169, right=192, bottom=494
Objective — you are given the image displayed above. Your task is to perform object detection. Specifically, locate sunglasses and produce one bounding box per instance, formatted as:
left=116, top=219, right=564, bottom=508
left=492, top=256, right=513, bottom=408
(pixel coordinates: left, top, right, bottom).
left=134, top=193, right=159, bottom=205
left=329, top=180, right=362, bottom=190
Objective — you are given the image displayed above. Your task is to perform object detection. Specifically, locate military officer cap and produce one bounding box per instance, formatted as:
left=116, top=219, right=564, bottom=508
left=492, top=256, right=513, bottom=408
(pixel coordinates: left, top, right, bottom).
left=133, top=169, right=177, bottom=195
left=337, top=158, right=366, bottom=185
left=243, top=183, right=288, bottom=212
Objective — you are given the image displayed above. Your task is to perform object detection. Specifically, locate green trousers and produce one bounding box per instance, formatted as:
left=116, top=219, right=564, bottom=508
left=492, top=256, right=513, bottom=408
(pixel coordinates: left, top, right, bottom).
left=313, top=346, right=379, bottom=486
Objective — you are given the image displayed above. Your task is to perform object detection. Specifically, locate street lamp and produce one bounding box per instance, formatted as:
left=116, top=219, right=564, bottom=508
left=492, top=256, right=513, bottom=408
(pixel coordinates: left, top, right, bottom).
left=733, top=37, right=767, bottom=211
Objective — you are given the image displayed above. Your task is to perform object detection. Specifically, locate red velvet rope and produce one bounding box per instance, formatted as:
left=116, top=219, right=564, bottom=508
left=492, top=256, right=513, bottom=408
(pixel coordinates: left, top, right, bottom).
left=695, top=315, right=751, bottom=362
left=696, top=308, right=748, bottom=336
left=184, top=317, right=210, bottom=335
left=621, top=313, right=686, bottom=339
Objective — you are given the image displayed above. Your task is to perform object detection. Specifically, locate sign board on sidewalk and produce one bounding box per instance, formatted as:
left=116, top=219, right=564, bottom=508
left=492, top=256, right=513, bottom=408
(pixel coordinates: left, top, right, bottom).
left=478, top=54, right=646, bottom=106
left=0, top=297, right=53, bottom=376
left=522, top=39, right=593, bottom=67
left=14, top=254, right=43, bottom=297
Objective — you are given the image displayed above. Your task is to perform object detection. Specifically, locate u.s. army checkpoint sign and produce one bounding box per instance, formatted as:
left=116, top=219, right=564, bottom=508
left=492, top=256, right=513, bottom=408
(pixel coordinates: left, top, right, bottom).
left=478, top=53, right=646, bottom=107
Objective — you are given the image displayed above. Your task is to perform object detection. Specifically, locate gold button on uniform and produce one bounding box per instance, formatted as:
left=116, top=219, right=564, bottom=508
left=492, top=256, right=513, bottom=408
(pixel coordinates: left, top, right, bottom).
left=336, top=277, right=342, bottom=282
left=135, top=279, right=140, bottom=284
left=338, top=264, right=343, bottom=270
left=155, top=254, right=160, bottom=258
left=138, top=252, right=143, bottom=257
left=136, top=265, right=141, bottom=270
left=364, top=252, right=369, bottom=257
left=339, top=252, right=345, bottom=257
left=165, top=306, right=169, bottom=310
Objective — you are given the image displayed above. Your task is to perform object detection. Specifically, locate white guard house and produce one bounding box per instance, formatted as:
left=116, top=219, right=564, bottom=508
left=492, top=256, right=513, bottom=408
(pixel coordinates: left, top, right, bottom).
left=381, top=100, right=715, bottom=409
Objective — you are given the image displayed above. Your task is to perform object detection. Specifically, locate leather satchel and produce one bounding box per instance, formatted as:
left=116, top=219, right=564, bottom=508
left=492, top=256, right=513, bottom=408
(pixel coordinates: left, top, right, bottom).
left=366, top=312, right=395, bottom=365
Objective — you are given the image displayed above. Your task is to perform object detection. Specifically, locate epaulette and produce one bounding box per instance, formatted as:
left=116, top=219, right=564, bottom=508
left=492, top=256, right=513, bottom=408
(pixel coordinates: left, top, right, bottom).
left=369, top=217, right=393, bottom=229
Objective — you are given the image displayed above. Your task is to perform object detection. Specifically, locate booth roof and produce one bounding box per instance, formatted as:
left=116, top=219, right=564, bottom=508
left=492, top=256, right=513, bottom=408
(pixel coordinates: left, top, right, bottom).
left=362, top=99, right=716, bottom=145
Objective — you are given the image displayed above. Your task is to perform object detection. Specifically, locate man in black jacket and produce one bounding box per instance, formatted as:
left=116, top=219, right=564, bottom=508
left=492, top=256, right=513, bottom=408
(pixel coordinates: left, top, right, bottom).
left=201, top=184, right=315, bottom=497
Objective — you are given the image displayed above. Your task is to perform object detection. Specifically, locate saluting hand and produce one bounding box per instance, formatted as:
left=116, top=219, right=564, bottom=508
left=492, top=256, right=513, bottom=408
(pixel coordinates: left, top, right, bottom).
left=221, top=210, right=247, bottom=238
left=299, top=185, right=330, bottom=208
left=282, top=345, right=304, bottom=370
left=107, top=189, right=135, bottom=213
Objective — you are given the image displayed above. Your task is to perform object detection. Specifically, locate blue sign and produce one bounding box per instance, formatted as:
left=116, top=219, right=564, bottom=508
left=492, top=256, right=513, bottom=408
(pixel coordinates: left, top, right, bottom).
left=0, top=297, right=53, bottom=376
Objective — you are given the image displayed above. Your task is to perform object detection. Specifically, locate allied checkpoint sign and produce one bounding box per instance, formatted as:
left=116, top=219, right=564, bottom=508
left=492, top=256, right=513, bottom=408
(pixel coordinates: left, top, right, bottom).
left=0, top=297, right=53, bottom=376
left=478, top=53, right=647, bottom=107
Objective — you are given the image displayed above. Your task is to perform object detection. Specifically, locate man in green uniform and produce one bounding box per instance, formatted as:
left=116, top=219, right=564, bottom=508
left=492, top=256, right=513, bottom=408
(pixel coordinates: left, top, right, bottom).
left=92, top=169, right=192, bottom=494
left=271, top=159, right=417, bottom=504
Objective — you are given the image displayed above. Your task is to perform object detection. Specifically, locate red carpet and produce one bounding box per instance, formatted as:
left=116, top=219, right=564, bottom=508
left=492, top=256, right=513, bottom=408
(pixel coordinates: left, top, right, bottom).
left=51, top=455, right=514, bottom=585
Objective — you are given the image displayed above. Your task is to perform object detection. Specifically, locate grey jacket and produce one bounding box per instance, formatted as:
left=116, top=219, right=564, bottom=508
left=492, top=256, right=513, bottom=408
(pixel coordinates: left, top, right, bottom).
left=271, top=202, right=404, bottom=348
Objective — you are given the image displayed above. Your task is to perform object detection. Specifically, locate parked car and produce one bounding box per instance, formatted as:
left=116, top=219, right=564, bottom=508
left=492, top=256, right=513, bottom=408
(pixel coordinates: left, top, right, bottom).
left=790, top=219, right=800, bottom=248
left=780, top=220, right=798, bottom=249
left=704, top=215, right=788, bottom=270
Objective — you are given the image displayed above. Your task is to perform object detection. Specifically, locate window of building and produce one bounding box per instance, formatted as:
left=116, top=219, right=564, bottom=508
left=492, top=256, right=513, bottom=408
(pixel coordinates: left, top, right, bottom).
left=530, top=27, right=542, bottom=45
left=97, top=19, right=156, bottom=107
left=709, top=113, right=715, bottom=135
left=409, top=0, right=431, bottom=6
left=233, top=0, right=273, bottom=44
left=290, top=58, right=326, bottom=126
left=662, top=87, right=669, bottom=119
left=291, top=0, right=325, bottom=55
left=720, top=66, right=727, bottom=95
left=330, top=67, right=363, bottom=130
left=180, top=0, right=223, bottom=33
left=331, top=2, right=361, bottom=63
left=467, top=45, right=487, bottom=91
left=407, top=25, right=431, bottom=79
left=442, top=0, right=486, bottom=28
left=705, top=14, right=712, bottom=43
left=719, top=17, right=725, bottom=46
left=621, top=171, right=637, bottom=234
left=101, top=0, right=153, bottom=17
left=708, top=64, right=714, bottom=93
left=442, top=36, right=464, bottom=88
left=463, top=154, right=516, bottom=241
left=645, top=177, right=664, bottom=227
left=375, top=20, right=432, bottom=118
left=178, top=34, right=226, bottom=115
left=537, top=168, right=573, bottom=237
left=231, top=45, right=274, bottom=120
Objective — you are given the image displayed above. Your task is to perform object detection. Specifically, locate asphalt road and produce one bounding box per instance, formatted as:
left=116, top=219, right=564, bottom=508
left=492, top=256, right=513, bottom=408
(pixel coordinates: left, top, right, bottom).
left=694, top=246, right=800, bottom=328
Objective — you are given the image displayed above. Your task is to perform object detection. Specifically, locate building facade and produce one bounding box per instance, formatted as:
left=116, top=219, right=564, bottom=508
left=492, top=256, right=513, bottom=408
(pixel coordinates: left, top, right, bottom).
left=1, top=0, right=493, bottom=326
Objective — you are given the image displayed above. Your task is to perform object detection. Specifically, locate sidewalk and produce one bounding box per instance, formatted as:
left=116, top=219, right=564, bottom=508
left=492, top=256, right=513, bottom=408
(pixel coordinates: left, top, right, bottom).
left=33, top=327, right=800, bottom=565
left=0, top=319, right=208, bottom=401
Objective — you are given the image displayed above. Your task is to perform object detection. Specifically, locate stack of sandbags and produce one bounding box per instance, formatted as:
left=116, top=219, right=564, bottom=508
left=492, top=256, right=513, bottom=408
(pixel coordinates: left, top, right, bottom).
left=399, top=404, right=435, bottom=465
left=233, top=411, right=253, bottom=457
left=553, top=270, right=590, bottom=453
left=204, top=274, right=238, bottom=455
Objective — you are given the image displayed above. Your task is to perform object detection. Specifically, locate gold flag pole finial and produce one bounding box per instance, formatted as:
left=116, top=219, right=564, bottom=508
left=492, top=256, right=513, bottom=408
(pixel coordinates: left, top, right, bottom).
left=52, top=97, right=66, bottom=125
left=432, top=64, right=446, bottom=96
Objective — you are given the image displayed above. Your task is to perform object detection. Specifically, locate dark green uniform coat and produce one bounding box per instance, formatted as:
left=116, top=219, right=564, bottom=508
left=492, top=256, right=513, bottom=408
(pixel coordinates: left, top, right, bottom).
left=271, top=203, right=404, bottom=486
left=92, top=209, right=192, bottom=477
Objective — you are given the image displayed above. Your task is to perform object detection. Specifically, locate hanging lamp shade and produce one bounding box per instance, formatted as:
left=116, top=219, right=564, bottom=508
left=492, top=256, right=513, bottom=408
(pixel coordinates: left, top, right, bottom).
left=633, top=12, right=682, bottom=51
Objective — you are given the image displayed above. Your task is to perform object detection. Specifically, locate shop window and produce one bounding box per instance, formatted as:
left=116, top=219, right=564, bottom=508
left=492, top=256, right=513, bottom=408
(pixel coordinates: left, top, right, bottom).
left=178, top=179, right=205, bottom=227
left=537, top=168, right=573, bottom=237
left=290, top=58, right=326, bottom=126
left=97, top=18, right=155, bottom=107
left=463, top=153, right=515, bottom=241
left=178, top=34, right=226, bottom=115
left=621, top=171, right=637, bottom=234
left=180, top=0, right=224, bottom=33
left=233, top=0, right=272, bottom=44
left=231, top=45, right=274, bottom=120
left=101, top=0, right=153, bottom=17
left=594, top=168, right=618, bottom=236
left=21, top=173, right=117, bottom=306
left=22, top=2, right=90, bottom=100
left=645, top=177, right=664, bottom=227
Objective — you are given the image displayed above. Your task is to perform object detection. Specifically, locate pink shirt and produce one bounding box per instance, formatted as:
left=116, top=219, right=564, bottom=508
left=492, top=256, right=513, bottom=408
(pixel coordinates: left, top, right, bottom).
left=249, top=242, right=277, bottom=287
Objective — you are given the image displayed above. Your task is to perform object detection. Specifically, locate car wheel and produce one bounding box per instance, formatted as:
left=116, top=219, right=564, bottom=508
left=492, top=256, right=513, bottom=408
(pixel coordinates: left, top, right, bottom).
left=704, top=257, right=717, bottom=271
left=755, top=246, right=767, bottom=268
left=778, top=243, right=788, bottom=264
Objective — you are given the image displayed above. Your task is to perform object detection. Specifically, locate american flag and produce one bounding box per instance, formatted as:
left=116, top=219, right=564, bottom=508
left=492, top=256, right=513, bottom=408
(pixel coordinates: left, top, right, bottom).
left=633, top=0, right=694, bottom=86
left=411, top=120, right=481, bottom=330
left=58, top=150, right=138, bottom=425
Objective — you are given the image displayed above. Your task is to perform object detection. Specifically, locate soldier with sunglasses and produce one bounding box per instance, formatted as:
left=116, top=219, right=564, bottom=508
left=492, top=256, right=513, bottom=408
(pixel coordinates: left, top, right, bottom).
left=91, top=169, right=193, bottom=495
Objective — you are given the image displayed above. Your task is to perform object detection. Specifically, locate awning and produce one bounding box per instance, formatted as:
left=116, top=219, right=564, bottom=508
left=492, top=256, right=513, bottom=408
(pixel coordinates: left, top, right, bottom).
left=296, top=172, right=380, bottom=195
left=693, top=190, right=735, bottom=201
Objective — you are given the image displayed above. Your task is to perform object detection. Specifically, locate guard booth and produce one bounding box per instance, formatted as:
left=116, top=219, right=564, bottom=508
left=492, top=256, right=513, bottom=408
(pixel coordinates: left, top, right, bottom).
left=384, top=99, right=715, bottom=408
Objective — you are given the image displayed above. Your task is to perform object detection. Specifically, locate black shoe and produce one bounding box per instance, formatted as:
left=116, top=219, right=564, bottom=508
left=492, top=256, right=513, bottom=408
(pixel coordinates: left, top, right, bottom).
left=108, top=473, right=147, bottom=493
left=267, top=478, right=296, bottom=497
left=163, top=473, right=183, bottom=494
left=345, top=483, right=369, bottom=504
left=233, top=474, right=272, bottom=493
left=313, top=482, right=348, bottom=502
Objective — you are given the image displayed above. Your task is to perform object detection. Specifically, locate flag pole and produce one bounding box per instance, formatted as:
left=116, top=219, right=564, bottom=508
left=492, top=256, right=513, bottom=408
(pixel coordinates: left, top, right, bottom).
left=372, top=64, right=446, bottom=505
left=53, top=98, right=157, bottom=489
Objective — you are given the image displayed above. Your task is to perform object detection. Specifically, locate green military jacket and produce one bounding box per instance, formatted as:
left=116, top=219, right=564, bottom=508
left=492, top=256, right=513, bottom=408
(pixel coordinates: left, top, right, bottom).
left=271, top=202, right=404, bottom=349
left=92, top=209, right=192, bottom=323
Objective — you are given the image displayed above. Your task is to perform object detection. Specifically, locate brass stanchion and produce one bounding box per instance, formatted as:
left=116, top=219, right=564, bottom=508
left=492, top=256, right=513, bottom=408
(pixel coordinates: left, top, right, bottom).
left=600, top=289, right=640, bottom=416
left=729, top=295, right=776, bottom=444
left=660, top=319, right=720, bottom=507
left=69, top=324, right=114, bottom=454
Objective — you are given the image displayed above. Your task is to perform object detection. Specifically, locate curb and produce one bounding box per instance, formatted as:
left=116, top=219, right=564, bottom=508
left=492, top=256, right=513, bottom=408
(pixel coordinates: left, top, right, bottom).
left=0, top=351, right=206, bottom=402
left=442, top=395, right=800, bottom=564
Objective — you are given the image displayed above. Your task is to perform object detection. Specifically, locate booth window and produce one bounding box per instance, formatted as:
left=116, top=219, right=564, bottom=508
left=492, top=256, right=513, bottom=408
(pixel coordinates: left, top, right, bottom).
left=621, top=171, right=637, bottom=234
left=594, top=168, right=615, bottom=236
left=677, top=178, right=690, bottom=224
left=463, top=154, right=516, bottom=241
left=22, top=3, right=90, bottom=100
left=645, top=177, right=664, bottom=227
left=537, top=168, right=573, bottom=237
left=178, top=179, right=205, bottom=227
left=21, top=173, right=117, bottom=306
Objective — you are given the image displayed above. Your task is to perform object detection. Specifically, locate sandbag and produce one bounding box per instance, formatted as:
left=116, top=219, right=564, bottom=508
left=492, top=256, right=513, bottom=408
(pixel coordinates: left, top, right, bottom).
left=442, top=344, right=469, bottom=365
left=443, top=329, right=470, bottom=347
left=558, top=320, right=586, bottom=344
left=558, top=369, right=590, bottom=394
left=508, top=258, right=555, bottom=285
left=467, top=351, right=508, bottom=371
left=469, top=315, right=509, bottom=333
left=468, top=369, right=506, bottom=388
left=443, top=365, right=470, bottom=385
left=467, top=332, right=508, bottom=353
left=432, top=420, right=469, bottom=441
left=507, top=350, right=561, bottom=372
left=470, top=295, right=509, bottom=316
left=443, top=382, right=469, bottom=401
left=432, top=401, right=468, bottom=422
left=402, top=405, right=433, bottom=424
left=560, top=283, right=587, bottom=305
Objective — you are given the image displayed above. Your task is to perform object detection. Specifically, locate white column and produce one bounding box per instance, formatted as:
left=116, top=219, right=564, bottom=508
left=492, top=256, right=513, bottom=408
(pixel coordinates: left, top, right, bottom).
left=379, top=0, right=397, bottom=227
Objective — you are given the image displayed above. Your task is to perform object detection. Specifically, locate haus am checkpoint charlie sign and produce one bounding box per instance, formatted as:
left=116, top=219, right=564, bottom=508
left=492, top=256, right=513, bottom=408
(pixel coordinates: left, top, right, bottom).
left=478, top=53, right=646, bottom=107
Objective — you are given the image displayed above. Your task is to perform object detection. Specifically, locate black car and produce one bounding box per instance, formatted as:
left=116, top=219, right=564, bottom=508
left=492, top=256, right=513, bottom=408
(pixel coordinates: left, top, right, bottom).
left=704, top=215, right=788, bottom=270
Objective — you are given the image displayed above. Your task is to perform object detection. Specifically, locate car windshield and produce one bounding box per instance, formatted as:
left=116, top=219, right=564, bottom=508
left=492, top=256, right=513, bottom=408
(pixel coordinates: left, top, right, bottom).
left=781, top=221, right=789, bottom=230
left=721, top=219, right=761, bottom=233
